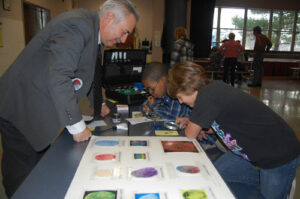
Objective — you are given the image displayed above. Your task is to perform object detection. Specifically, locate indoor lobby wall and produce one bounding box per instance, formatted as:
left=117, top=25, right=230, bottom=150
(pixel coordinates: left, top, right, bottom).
left=0, top=0, right=24, bottom=76
left=79, top=0, right=153, bottom=50
left=0, top=0, right=69, bottom=77
left=78, top=0, right=164, bottom=62
left=0, top=0, right=164, bottom=77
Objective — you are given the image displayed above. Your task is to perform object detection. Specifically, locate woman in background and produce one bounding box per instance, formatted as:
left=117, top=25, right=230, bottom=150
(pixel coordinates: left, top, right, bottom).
left=170, top=27, right=194, bottom=67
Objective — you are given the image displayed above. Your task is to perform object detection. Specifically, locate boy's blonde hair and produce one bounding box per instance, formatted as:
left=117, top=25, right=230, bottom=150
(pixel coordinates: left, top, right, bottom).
left=167, top=61, right=210, bottom=98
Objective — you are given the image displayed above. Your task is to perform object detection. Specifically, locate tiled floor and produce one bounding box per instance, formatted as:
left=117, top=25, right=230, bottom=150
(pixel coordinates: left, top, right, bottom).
left=0, top=78, right=299, bottom=199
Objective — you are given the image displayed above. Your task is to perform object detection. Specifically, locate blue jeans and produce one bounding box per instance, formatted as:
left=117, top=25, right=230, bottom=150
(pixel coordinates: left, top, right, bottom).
left=214, top=151, right=299, bottom=199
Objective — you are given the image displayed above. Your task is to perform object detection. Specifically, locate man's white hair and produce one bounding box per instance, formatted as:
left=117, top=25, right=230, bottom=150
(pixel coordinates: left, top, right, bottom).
left=98, top=0, right=139, bottom=23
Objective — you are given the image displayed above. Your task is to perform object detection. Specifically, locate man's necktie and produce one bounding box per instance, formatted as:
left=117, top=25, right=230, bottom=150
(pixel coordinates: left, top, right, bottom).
left=93, top=44, right=103, bottom=120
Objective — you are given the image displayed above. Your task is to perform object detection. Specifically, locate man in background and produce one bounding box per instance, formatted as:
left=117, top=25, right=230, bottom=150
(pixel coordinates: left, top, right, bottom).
left=248, top=26, right=272, bottom=87
left=0, top=0, right=139, bottom=197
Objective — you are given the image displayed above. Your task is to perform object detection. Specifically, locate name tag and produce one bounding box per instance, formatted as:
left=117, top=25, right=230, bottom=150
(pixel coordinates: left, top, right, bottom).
left=72, top=78, right=83, bottom=91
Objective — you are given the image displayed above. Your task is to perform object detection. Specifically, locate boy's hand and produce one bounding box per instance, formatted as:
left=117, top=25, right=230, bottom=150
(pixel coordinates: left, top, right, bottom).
left=197, top=129, right=208, bottom=141
left=196, top=128, right=214, bottom=141
left=147, top=96, right=155, bottom=106
left=175, top=117, right=189, bottom=129
left=142, top=105, right=152, bottom=113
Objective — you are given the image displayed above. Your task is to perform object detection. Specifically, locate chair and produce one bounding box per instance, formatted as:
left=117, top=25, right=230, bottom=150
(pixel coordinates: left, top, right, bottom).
left=290, top=67, right=300, bottom=79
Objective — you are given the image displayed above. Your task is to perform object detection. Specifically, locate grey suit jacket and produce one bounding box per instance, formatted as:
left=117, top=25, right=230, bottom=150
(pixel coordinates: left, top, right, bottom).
left=0, top=9, right=100, bottom=151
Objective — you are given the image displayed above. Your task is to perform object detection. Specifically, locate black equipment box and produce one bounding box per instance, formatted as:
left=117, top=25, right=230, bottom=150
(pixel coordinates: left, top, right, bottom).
left=102, top=49, right=147, bottom=105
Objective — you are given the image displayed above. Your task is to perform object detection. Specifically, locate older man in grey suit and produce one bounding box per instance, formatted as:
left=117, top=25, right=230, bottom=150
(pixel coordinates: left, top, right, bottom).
left=0, top=0, right=139, bottom=197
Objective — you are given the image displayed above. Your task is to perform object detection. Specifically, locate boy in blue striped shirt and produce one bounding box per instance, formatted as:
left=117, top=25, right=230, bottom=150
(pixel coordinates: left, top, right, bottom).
left=141, top=62, right=191, bottom=121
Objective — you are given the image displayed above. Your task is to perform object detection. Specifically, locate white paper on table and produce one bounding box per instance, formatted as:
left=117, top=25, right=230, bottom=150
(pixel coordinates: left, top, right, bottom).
left=131, top=111, right=144, bottom=118
left=126, top=117, right=152, bottom=125
left=65, top=136, right=235, bottom=199
left=87, top=120, right=107, bottom=127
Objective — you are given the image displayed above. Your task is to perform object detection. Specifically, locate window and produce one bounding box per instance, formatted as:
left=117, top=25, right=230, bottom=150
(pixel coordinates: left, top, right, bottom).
left=220, top=8, right=244, bottom=42
left=294, top=12, right=300, bottom=51
left=212, top=8, right=218, bottom=46
left=212, top=8, right=300, bottom=52
left=245, top=9, right=270, bottom=50
left=212, top=29, right=217, bottom=47
left=213, top=8, right=218, bottom=29
left=271, top=11, right=295, bottom=51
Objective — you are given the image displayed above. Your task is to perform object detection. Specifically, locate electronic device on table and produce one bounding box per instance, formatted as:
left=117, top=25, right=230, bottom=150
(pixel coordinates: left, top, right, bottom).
left=102, top=49, right=147, bottom=105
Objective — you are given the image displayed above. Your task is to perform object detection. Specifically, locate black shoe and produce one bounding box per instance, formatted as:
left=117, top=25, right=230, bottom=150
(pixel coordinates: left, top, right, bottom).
left=248, top=83, right=261, bottom=87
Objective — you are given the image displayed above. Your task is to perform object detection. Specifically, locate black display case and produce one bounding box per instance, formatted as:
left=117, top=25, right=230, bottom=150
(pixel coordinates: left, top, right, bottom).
left=102, top=49, right=148, bottom=105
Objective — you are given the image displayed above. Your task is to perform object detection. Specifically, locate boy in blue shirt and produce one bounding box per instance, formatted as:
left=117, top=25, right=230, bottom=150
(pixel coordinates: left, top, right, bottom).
left=141, top=62, right=191, bottom=121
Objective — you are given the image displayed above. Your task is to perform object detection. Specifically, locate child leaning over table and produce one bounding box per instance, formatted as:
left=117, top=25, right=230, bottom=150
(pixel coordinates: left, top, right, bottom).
left=141, top=62, right=218, bottom=146
left=141, top=62, right=191, bottom=121
left=167, top=61, right=300, bottom=199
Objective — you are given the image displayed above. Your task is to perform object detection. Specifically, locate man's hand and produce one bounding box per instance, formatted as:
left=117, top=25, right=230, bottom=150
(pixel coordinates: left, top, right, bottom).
left=175, top=117, right=189, bottom=129
left=101, top=103, right=110, bottom=117
left=72, top=128, right=92, bottom=142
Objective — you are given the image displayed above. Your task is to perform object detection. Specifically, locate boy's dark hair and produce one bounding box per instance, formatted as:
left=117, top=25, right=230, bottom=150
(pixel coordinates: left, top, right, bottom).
left=142, top=62, right=167, bottom=82
left=253, top=26, right=262, bottom=34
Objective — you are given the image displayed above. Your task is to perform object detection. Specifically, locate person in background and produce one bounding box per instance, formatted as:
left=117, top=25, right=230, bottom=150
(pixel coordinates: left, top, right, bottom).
left=235, top=40, right=246, bottom=84
left=248, top=26, right=272, bottom=87
left=141, top=62, right=191, bottom=121
left=170, top=26, right=194, bottom=67
left=209, top=46, right=223, bottom=71
left=219, top=33, right=244, bottom=87
left=167, top=61, right=300, bottom=199
left=0, top=0, right=138, bottom=197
